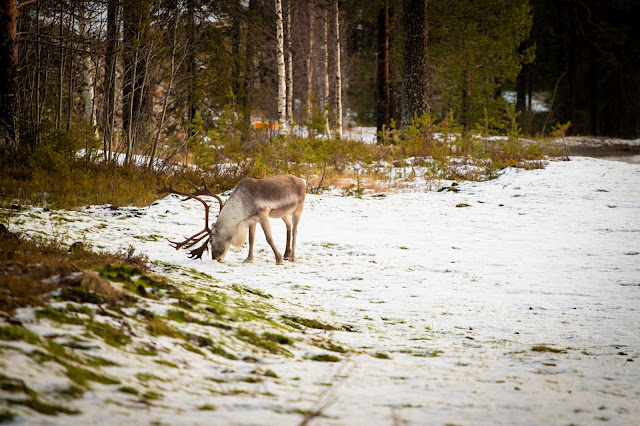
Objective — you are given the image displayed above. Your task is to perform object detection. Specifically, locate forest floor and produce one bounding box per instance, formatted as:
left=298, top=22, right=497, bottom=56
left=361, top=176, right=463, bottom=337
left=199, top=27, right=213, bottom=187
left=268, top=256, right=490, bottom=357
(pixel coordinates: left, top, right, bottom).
left=1, top=156, right=639, bottom=425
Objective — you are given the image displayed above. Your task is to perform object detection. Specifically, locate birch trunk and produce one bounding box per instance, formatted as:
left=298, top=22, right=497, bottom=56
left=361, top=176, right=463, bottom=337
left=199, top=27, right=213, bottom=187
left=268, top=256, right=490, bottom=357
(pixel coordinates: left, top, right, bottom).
left=285, top=0, right=293, bottom=132
left=323, top=5, right=331, bottom=139
left=275, top=0, right=287, bottom=136
left=80, top=18, right=97, bottom=134
left=333, top=0, right=342, bottom=139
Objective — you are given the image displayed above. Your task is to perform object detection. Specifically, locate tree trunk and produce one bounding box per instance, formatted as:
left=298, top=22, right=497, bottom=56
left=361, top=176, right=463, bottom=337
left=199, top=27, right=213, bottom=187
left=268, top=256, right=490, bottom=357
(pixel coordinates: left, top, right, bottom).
left=376, top=1, right=390, bottom=138
left=66, top=4, right=75, bottom=131
left=0, top=0, right=18, bottom=150
left=123, top=0, right=150, bottom=164
left=275, top=0, right=287, bottom=136
left=80, top=15, right=97, bottom=134
left=186, top=0, right=196, bottom=137
left=566, top=0, right=577, bottom=134
left=285, top=0, right=293, bottom=131
left=461, top=69, right=471, bottom=131
left=57, top=1, right=64, bottom=130
left=150, top=10, right=180, bottom=168
left=306, top=2, right=314, bottom=122
left=103, top=0, right=118, bottom=160
left=401, top=0, right=429, bottom=128
left=323, top=4, right=331, bottom=138
left=333, top=0, right=342, bottom=139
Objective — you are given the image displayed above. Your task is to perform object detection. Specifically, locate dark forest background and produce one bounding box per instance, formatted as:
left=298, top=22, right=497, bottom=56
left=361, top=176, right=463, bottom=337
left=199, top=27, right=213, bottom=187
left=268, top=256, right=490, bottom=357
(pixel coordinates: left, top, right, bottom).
left=1, top=0, right=639, bottom=165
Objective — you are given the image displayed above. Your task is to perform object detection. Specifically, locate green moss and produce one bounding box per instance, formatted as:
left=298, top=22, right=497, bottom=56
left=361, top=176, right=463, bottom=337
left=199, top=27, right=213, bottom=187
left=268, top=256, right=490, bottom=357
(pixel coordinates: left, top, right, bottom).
left=263, top=332, right=294, bottom=346
left=531, top=345, right=566, bottom=353
left=239, top=376, right=263, bottom=383
left=181, top=343, right=205, bottom=356
left=141, top=390, right=162, bottom=400
left=86, top=321, right=131, bottom=348
left=0, top=409, right=16, bottom=423
left=309, top=354, right=340, bottom=362
left=0, top=374, right=36, bottom=398
left=118, top=386, right=139, bottom=395
left=65, top=303, right=93, bottom=316
left=231, top=284, right=273, bottom=299
left=235, top=329, right=292, bottom=356
left=136, top=372, right=166, bottom=382
left=57, top=385, right=85, bottom=399
left=198, top=403, right=216, bottom=411
left=281, top=315, right=338, bottom=331
left=6, top=397, right=79, bottom=415
left=167, top=309, right=190, bottom=323
left=314, top=341, right=347, bottom=353
left=65, top=364, right=120, bottom=386
left=134, top=344, right=158, bottom=356
left=373, top=352, right=391, bottom=359
left=209, top=345, right=238, bottom=360
left=85, top=355, right=119, bottom=367
left=0, top=325, right=40, bottom=345
left=145, top=318, right=181, bottom=338
left=154, top=359, right=178, bottom=368
left=35, top=307, right=85, bottom=325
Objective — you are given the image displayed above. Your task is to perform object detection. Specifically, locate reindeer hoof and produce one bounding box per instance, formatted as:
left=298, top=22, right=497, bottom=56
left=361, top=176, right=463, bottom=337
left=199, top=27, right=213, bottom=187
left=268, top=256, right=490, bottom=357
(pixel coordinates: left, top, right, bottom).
left=275, top=257, right=284, bottom=265
left=243, top=258, right=254, bottom=264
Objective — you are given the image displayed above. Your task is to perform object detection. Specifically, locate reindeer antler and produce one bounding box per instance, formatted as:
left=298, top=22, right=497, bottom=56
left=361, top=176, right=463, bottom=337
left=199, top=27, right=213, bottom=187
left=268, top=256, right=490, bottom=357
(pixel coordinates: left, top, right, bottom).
left=155, top=176, right=222, bottom=260
left=186, top=177, right=224, bottom=212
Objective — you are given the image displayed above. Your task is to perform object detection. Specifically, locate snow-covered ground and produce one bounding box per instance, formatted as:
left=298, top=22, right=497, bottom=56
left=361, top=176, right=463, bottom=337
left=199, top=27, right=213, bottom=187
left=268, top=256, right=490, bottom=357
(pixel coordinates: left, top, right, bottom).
left=4, top=156, right=640, bottom=424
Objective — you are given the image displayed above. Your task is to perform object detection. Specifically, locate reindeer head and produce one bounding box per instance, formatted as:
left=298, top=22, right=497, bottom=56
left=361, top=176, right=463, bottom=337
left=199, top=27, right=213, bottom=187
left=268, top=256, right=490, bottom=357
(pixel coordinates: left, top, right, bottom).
left=155, top=176, right=225, bottom=261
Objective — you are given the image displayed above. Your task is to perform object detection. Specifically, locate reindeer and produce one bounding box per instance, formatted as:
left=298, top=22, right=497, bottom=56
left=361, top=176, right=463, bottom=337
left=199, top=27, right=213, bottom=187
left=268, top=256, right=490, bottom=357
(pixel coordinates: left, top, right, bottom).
left=156, top=174, right=306, bottom=265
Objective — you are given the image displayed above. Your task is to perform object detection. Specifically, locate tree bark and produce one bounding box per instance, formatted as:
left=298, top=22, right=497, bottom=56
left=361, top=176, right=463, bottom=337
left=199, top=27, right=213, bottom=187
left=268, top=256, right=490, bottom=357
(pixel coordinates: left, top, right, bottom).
left=333, top=0, right=342, bottom=139
left=401, top=0, right=429, bottom=128
left=103, top=0, right=119, bottom=160
left=376, top=1, right=390, bottom=138
left=186, top=0, right=196, bottom=137
left=275, top=0, right=287, bottom=136
left=80, top=12, right=97, bottom=134
left=323, top=4, right=331, bottom=138
left=0, top=0, right=18, bottom=150
left=123, top=0, right=150, bottom=164
left=306, top=1, right=314, bottom=122
left=285, top=0, right=293, bottom=131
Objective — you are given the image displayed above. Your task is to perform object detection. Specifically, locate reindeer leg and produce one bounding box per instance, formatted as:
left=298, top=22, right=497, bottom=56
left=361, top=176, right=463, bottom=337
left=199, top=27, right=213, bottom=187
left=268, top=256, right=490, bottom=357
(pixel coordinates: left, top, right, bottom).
left=282, top=215, right=292, bottom=260
left=259, top=215, right=283, bottom=265
left=290, top=206, right=303, bottom=263
left=243, top=223, right=256, bottom=263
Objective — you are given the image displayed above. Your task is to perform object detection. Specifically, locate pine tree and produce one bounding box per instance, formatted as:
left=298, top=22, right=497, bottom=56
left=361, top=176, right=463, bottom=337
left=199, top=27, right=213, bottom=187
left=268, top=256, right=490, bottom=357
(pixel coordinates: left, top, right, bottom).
left=401, top=0, right=429, bottom=128
left=429, top=0, right=533, bottom=131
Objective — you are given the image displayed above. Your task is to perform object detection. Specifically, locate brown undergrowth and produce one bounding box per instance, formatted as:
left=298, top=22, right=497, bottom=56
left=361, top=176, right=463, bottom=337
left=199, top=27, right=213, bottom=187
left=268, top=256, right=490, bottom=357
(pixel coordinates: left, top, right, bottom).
left=0, top=229, right=146, bottom=315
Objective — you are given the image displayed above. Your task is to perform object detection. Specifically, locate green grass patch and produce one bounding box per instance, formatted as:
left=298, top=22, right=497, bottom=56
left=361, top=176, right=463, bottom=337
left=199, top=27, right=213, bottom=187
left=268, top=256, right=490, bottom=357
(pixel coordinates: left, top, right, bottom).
left=531, top=345, right=567, bottom=354
left=309, top=354, right=340, bottom=362
left=6, top=397, right=79, bottom=415
left=198, top=403, right=216, bottom=411
left=372, top=352, right=391, bottom=359
left=235, top=329, right=292, bottom=356
left=281, top=315, right=338, bottom=331
left=86, top=321, right=131, bottom=348
left=145, top=318, right=181, bottom=338
left=0, top=409, right=16, bottom=423
left=0, top=325, right=40, bottom=345
left=65, top=364, right=120, bottom=386
left=154, top=359, right=179, bottom=368
left=118, top=386, right=139, bottom=396
left=141, top=390, right=162, bottom=401
left=136, top=372, right=166, bottom=383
